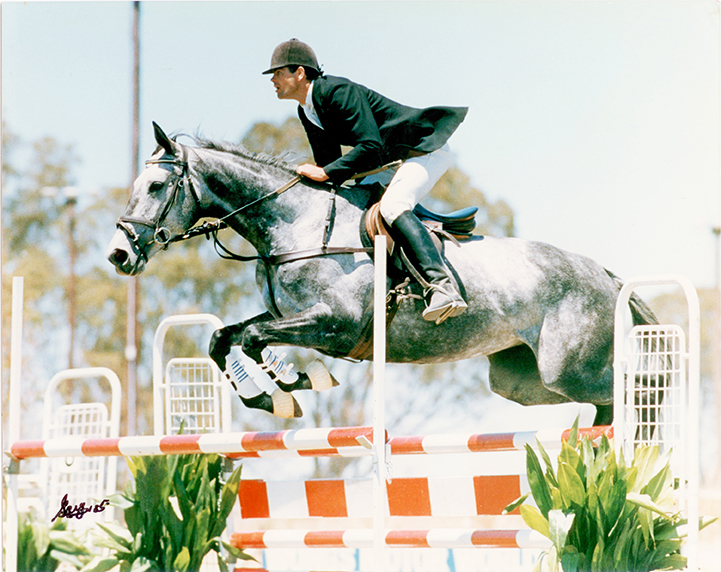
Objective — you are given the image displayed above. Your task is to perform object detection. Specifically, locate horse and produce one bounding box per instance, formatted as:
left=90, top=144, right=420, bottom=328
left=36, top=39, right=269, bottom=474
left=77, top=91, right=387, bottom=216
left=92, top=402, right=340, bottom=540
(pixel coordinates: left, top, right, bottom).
left=107, top=122, right=657, bottom=425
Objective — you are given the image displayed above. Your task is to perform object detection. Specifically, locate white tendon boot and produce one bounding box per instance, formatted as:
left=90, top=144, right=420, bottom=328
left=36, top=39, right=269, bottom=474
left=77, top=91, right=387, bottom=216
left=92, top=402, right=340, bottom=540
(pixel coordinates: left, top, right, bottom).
left=225, top=357, right=302, bottom=418
left=260, top=348, right=339, bottom=392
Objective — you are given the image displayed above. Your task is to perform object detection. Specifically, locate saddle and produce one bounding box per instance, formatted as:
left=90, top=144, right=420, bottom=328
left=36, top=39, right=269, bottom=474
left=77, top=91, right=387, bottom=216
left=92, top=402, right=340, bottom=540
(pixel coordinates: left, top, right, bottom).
left=349, top=202, right=478, bottom=360
left=362, top=202, right=478, bottom=255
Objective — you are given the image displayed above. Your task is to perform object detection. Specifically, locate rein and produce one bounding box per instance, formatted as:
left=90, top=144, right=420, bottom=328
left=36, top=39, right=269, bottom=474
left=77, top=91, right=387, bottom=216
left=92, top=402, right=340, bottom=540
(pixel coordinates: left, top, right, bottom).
left=118, top=139, right=400, bottom=269
left=191, top=160, right=402, bottom=266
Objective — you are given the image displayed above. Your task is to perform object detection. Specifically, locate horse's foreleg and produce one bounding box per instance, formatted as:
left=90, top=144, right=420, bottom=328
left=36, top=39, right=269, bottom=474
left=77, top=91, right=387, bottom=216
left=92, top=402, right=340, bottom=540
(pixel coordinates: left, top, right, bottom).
left=209, top=312, right=273, bottom=370
left=241, top=302, right=358, bottom=364
left=209, top=312, right=303, bottom=418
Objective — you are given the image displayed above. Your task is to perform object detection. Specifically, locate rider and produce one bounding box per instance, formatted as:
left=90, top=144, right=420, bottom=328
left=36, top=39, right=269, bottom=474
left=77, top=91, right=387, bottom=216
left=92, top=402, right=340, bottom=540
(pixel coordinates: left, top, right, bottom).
left=263, top=38, right=469, bottom=324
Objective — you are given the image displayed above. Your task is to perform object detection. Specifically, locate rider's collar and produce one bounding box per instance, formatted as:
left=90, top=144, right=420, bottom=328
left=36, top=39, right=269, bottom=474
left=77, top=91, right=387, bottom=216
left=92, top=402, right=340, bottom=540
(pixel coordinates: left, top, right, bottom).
left=302, top=81, right=323, bottom=130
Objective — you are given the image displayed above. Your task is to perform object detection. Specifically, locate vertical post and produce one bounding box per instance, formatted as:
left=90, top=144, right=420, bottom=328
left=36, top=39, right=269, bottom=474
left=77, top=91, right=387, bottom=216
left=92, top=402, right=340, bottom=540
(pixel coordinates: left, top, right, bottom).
left=5, top=277, right=24, bottom=572
left=683, top=277, right=700, bottom=572
left=712, top=226, right=721, bottom=485
left=9, top=277, right=23, bottom=456
left=126, top=0, right=141, bottom=435
left=67, top=196, right=77, bottom=369
left=372, top=236, right=387, bottom=572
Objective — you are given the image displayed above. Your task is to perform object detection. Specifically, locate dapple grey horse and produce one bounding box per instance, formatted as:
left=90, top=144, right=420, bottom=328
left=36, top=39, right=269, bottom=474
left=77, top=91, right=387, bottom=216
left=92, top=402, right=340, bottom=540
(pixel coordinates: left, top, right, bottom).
left=107, top=123, right=657, bottom=424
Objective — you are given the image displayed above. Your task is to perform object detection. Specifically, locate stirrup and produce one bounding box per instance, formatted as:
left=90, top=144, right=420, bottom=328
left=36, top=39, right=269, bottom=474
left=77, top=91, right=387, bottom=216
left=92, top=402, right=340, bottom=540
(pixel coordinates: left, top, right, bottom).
left=422, top=280, right=467, bottom=324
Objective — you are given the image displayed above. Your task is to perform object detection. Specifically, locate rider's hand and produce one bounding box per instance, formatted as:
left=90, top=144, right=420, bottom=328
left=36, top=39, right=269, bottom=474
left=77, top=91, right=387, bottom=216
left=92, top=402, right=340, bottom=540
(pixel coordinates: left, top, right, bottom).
left=296, top=164, right=329, bottom=182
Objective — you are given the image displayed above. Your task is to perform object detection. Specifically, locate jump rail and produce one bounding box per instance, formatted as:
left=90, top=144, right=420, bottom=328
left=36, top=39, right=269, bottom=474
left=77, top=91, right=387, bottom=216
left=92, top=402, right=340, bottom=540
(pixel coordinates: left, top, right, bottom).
left=9, top=426, right=378, bottom=460
left=8, top=425, right=611, bottom=460
left=230, top=528, right=550, bottom=550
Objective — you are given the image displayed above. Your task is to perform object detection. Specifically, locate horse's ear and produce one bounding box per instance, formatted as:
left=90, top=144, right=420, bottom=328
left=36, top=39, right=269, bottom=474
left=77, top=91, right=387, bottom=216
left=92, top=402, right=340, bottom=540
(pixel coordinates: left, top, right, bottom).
left=153, top=121, right=175, bottom=156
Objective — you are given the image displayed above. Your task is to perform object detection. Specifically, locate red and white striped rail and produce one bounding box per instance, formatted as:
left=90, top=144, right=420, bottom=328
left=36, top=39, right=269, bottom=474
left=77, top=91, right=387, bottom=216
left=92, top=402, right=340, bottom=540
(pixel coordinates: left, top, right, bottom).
left=9, top=425, right=612, bottom=460
left=225, top=425, right=612, bottom=459
left=9, top=426, right=378, bottom=460
left=230, top=528, right=551, bottom=550
left=238, top=474, right=529, bottom=519
left=387, top=425, right=612, bottom=455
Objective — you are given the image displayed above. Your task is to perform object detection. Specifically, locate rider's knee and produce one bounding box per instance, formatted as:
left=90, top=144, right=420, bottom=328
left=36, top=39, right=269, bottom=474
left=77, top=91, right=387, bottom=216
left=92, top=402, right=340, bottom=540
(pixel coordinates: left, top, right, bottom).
left=379, top=198, right=411, bottom=226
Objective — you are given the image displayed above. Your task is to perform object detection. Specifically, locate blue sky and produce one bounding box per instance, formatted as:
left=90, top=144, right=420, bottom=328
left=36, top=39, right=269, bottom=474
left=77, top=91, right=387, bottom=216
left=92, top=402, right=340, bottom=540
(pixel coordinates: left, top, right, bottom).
left=3, top=0, right=720, bottom=287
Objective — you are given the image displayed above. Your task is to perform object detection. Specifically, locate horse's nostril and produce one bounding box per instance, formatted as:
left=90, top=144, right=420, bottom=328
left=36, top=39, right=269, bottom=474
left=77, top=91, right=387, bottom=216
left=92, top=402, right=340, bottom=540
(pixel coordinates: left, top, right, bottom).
left=110, top=248, right=128, bottom=266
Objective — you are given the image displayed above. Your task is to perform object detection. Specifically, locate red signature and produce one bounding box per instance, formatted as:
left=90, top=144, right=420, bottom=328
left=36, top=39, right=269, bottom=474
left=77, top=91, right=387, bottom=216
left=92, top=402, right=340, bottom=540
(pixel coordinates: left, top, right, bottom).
left=51, top=494, right=110, bottom=522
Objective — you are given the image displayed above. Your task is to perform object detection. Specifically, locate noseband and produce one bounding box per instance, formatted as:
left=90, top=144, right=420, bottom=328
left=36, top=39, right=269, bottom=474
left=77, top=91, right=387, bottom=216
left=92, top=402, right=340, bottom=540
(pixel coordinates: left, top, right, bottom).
left=116, top=144, right=200, bottom=263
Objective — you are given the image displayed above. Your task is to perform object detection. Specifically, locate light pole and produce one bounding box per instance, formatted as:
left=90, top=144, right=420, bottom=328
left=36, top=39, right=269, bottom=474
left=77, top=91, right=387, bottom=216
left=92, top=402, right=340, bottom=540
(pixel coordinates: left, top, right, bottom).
left=41, top=186, right=80, bottom=369
left=712, top=226, right=721, bottom=485
left=125, top=0, right=141, bottom=436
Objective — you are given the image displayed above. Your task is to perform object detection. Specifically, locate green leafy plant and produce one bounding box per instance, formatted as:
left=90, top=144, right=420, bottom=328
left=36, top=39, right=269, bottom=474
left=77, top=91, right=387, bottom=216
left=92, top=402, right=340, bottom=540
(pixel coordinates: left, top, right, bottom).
left=505, top=419, right=715, bottom=572
left=82, top=453, right=253, bottom=572
left=16, top=508, right=93, bottom=571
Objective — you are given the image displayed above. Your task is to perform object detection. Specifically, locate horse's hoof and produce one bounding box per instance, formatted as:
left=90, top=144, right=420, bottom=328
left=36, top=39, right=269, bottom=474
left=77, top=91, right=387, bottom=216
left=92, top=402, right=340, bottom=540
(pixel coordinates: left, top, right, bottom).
left=239, top=392, right=274, bottom=414
left=271, top=388, right=303, bottom=418
left=306, top=359, right=340, bottom=391
left=275, top=372, right=312, bottom=392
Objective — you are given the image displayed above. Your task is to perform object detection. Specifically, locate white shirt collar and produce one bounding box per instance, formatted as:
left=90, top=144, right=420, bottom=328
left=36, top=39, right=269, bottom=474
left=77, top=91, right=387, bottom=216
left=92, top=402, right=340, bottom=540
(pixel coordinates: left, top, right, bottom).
left=301, top=81, right=323, bottom=129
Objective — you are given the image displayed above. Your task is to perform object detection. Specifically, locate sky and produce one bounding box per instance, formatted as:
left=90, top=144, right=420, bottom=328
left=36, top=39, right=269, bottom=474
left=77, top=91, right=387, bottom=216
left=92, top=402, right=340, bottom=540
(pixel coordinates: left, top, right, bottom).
left=2, top=0, right=720, bottom=290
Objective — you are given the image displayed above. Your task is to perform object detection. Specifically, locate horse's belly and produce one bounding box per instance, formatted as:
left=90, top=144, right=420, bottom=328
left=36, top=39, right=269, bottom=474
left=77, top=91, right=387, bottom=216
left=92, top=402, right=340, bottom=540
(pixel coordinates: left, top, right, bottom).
left=384, top=311, right=522, bottom=364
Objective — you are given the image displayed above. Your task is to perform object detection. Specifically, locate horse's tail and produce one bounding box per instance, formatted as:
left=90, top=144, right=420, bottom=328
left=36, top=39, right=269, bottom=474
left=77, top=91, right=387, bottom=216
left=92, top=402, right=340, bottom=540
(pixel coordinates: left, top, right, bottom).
left=605, top=269, right=659, bottom=326
left=604, top=269, right=664, bottom=439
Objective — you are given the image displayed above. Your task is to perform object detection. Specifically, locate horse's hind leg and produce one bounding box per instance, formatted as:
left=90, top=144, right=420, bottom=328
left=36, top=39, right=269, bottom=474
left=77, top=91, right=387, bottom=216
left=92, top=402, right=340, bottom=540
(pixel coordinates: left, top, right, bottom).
left=592, top=403, right=613, bottom=426
left=488, top=344, right=571, bottom=406
left=534, top=297, right=616, bottom=425
left=489, top=344, right=614, bottom=426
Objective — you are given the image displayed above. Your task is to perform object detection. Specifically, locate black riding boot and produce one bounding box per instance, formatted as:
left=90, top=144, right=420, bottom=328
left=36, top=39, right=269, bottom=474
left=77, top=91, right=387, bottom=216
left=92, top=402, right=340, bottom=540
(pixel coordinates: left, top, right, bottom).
left=390, top=210, right=467, bottom=324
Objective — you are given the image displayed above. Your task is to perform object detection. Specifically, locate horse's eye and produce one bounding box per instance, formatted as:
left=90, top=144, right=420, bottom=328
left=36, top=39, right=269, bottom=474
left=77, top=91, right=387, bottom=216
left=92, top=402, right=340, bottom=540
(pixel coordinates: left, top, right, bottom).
left=149, top=181, right=164, bottom=193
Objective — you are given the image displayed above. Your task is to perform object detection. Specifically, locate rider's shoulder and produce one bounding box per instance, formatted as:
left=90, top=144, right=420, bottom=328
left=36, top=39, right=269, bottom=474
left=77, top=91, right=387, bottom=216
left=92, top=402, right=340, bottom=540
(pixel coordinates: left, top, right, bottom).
left=315, top=75, right=366, bottom=95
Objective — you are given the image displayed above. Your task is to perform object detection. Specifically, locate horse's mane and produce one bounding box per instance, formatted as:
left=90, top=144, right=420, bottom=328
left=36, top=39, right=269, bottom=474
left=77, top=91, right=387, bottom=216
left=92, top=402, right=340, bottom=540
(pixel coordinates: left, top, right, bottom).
left=192, top=136, right=298, bottom=177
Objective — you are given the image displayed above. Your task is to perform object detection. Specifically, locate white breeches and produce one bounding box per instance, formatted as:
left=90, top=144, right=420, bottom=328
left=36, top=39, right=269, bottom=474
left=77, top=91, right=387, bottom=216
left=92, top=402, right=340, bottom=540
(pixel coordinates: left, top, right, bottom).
left=362, top=143, right=453, bottom=225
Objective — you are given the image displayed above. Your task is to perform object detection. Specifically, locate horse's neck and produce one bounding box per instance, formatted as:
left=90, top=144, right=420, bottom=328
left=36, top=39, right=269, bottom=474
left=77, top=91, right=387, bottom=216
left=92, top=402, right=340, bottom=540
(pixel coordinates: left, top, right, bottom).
left=194, top=149, right=333, bottom=254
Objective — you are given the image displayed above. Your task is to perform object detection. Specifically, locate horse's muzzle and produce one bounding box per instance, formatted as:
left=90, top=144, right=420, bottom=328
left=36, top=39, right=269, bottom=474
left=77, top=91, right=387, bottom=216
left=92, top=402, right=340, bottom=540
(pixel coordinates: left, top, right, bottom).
left=106, top=230, right=146, bottom=276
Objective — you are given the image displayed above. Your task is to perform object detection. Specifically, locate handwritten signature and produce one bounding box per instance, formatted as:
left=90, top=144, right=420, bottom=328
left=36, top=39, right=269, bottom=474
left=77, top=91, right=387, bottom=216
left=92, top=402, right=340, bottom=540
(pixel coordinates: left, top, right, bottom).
left=51, top=494, right=110, bottom=522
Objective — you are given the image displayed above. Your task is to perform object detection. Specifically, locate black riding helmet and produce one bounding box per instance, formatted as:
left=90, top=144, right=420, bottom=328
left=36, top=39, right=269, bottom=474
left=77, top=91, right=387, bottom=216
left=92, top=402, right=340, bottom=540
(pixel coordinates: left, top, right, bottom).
left=262, top=38, right=320, bottom=75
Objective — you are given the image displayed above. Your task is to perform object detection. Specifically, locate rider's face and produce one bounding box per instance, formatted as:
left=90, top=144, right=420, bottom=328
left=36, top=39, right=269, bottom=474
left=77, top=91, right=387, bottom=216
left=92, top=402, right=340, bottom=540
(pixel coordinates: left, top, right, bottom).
left=270, top=67, right=305, bottom=102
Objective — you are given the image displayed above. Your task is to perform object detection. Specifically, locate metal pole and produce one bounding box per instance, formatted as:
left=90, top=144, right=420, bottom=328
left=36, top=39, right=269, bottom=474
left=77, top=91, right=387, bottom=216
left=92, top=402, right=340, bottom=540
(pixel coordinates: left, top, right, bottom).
left=5, top=277, right=24, bottom=572
left=713, top=226, right=721, bottom=485
left=67, top=196, right=77, bottom=369
left=373, top=236, right=387, bottom=572
left=126, top=1, right=141, bottom=435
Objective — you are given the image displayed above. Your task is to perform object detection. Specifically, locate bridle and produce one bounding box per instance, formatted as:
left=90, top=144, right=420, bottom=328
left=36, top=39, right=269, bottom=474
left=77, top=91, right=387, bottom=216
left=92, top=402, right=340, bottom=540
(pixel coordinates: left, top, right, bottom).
left=116, top=144, right=201, bottom=264
left=116, top=142, right=309, bottom=266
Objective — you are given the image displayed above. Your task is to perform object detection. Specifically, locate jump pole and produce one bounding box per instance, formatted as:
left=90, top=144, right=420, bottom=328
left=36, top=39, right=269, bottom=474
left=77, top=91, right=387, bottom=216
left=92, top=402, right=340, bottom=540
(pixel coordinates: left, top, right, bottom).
left=5, top=277, right=24, bottom=572
left=372, top=234, right=387, bottom=572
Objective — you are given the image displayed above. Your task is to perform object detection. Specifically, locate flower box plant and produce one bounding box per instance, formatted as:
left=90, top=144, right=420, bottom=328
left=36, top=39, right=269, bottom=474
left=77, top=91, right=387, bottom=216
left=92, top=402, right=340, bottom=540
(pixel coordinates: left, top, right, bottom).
left=505, top=419, right=715, bottom=572
left=82, top=452, right=252, bottom=572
